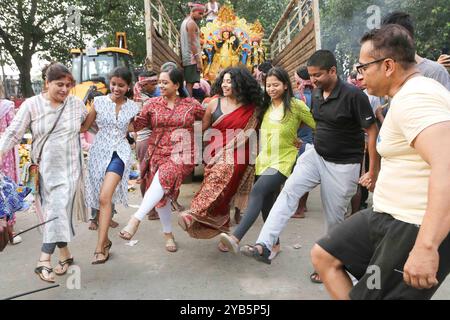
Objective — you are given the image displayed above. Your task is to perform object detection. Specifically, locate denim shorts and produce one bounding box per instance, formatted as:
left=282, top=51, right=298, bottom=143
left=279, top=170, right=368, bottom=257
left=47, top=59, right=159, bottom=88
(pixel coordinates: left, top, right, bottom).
left=105, top=152, right=125, bottom=177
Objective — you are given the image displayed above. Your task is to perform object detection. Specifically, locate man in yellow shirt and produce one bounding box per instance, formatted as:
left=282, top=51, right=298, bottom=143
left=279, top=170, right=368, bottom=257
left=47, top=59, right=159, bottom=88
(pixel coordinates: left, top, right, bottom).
left=311, top=24, right=450, bottom=299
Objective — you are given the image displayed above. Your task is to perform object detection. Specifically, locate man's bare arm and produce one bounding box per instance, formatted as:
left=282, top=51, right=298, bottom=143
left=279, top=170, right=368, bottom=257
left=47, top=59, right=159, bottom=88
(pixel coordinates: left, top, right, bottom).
left=403, top=121, right=450, bottom=289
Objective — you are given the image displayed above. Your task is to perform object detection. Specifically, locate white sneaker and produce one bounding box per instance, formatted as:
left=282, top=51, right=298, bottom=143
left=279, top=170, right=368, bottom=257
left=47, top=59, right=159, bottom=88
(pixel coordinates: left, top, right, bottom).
left=12, top=235, right=22, bottom=245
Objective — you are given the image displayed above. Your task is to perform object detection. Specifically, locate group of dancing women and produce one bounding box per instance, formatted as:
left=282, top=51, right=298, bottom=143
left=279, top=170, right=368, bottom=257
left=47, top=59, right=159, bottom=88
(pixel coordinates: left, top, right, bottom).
left=0, top=61, right=316, bottom=282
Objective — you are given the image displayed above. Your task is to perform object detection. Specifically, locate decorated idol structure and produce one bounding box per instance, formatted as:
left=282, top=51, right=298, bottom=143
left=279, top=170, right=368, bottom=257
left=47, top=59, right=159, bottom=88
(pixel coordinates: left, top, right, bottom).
left=201, top=5, right=266, bottom=82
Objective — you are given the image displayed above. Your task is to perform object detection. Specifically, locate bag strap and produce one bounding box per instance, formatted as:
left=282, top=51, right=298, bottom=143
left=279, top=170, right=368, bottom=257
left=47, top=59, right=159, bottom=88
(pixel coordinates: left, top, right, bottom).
left=36, top=99, right=68, bottom=164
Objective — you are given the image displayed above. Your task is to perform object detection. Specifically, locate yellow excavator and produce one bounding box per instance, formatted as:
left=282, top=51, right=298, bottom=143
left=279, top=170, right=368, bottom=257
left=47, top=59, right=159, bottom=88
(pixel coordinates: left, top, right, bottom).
left=70, top=32, right=135, bottom=106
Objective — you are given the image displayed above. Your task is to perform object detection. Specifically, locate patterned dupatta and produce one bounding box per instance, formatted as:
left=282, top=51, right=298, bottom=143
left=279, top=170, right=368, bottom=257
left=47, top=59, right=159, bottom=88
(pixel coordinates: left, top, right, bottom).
left=186, top=104, right=258, bottom=239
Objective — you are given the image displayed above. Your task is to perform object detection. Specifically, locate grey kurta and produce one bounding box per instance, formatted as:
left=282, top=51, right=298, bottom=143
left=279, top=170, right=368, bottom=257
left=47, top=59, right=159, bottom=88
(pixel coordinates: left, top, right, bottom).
left=0, top=94, right=87, bottom=243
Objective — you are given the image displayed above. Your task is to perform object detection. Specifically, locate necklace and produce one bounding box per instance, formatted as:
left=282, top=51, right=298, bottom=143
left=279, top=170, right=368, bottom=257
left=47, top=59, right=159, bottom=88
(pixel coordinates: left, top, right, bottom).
left=397, top=71, right=421, bottom=92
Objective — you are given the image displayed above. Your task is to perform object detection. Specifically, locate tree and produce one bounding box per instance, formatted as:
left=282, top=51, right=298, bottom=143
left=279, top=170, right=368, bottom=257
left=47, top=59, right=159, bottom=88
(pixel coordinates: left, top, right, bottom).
left=0, top=0, right=138, bottom=97
left=0, top=0, right=82, bottom=96
left=221, top=0, right=290, bottom=36
left=319, top=0, right=450, bottom=76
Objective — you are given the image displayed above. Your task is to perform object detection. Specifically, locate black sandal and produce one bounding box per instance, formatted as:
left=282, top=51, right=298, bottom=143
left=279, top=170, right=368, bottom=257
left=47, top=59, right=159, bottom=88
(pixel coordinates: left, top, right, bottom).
left=35, top=260, right=55, bottom=283
left=92, top=240, right=112, bottom=265
left=92, top=251, right=109, bottom=264
left=54, top=257, right=74, bottom=275
left=310, top=271, right=322, bottom=284
left=241, top=244, right=272, bottom=265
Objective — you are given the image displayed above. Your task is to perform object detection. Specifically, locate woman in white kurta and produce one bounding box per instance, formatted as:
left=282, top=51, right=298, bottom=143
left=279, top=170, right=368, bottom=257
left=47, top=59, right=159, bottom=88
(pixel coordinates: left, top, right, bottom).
left=82, top=67, right=139, bottom=264
left=0, top=63, right=86, bottom=283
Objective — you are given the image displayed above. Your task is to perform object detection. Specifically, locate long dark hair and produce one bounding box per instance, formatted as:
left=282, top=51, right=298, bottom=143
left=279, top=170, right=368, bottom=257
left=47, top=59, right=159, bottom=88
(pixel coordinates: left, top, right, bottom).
left=109, top=66, right=133, bottom=99
left=261, top=66, right=294, bottom=120
left=211, top=66, right=263, bottom=111
left=162, top=67, right=188, bottom=98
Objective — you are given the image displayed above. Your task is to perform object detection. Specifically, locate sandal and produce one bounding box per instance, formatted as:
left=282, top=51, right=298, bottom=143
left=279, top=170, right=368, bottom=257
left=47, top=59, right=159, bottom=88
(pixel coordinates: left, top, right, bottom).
left=104, top=239, right=112, bottom=256
left=240, top=244, right=272, bottom=265
left=109, top=219, right=119, bottom=228
left=177, top=213, right=193, bottom=231
left=54, top=257, right=74, bottom=275
left=310, top=271, right=322, bottom=284
left=92, top=240, right=112, bottom=264
left=217, top=241, right=229, bottom=252
left=92, top=251, right=109, bottom=264
left=220, top=233, right=239, bottom=254
left=35, top=260, right=55, bottom=283
left=147, top=209, right=160, bottom=220
left=88, top=219, right=98, bottom=231
left=165, top=237, right=177, bottom=253
left=119, top=219, right=140, bottom=240
left=291, top=211, right=305, bottom=219
left=171, top=201, right=185, bottom=212
left=269, top=244, right=281, bottom=260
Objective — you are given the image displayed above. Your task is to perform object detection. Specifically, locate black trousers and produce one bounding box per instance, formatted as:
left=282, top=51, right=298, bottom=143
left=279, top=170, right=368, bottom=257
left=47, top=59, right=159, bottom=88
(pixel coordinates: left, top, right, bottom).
left=233, top=168, right=286, bottom=242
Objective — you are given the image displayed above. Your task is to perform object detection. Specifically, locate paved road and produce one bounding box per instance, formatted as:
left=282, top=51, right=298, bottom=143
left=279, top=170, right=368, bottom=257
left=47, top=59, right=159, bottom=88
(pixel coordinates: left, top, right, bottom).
left=1, top=181, right=449, bottom=300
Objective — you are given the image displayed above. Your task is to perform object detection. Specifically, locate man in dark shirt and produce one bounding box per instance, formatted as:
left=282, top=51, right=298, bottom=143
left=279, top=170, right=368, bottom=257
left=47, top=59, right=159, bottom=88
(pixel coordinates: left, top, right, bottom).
left=241, top=50, right=379, bottom=282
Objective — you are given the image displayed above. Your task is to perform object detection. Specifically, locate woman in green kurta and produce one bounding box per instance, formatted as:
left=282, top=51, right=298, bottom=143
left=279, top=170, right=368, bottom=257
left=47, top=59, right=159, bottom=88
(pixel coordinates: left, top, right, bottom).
left=220, top=66, right=315, bottom=257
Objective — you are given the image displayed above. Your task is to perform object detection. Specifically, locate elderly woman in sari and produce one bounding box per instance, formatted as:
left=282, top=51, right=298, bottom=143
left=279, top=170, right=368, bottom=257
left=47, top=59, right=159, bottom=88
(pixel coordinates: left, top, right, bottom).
left=178, top=67, right=263, bottom=251
left=0, top=63, right=87, bottom=282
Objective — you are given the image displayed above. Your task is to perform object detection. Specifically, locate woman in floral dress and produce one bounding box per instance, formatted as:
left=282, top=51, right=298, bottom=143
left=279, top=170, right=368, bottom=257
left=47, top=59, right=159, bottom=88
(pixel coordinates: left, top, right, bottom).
left=119, top=67, right=204, bottom=252
left=82, top=67, right=139, bottom=264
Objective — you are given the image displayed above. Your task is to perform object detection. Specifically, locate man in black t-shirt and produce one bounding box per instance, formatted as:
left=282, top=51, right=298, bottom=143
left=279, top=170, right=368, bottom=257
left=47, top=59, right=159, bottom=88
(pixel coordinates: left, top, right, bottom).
left=242, top=51, right=380, bottom=282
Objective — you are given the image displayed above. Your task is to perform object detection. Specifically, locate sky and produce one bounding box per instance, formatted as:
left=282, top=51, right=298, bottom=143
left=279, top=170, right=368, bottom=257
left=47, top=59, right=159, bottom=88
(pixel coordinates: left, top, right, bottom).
left=1, top=54, right=49, bottom=81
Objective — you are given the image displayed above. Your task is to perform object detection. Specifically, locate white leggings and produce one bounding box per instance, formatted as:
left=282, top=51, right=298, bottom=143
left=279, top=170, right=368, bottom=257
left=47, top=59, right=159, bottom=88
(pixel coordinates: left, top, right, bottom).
left=133, top=171, right=172, bottom=233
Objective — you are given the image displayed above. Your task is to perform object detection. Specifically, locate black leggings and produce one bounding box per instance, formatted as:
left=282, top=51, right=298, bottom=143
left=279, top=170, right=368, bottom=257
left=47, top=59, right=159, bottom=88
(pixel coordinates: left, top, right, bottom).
left=233, top=168, right=287, bottom=241
left=41, top=242, right=67, bottom=254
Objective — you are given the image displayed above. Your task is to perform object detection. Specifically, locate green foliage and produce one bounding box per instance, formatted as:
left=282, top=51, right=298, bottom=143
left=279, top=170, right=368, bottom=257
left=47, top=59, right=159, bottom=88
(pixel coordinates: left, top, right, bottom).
left=224, top=0, right=290, bottom=35
left=2, top=0, right=446, bottom=96
left=319, top=0, right=450, bottom=75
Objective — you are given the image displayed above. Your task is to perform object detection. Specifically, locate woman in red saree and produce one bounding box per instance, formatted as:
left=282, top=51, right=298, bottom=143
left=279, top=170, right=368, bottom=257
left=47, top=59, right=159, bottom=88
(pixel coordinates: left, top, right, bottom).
left=178, top=67, right=263, bottom=248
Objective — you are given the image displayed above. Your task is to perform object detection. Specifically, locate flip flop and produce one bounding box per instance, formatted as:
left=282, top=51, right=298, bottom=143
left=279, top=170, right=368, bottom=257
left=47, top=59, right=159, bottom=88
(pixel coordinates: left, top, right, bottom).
left=54, top=257, right=74, bottom=275
left=310, top=271, right=322, bottom=284
left=35, top=261, right=55, bottom=283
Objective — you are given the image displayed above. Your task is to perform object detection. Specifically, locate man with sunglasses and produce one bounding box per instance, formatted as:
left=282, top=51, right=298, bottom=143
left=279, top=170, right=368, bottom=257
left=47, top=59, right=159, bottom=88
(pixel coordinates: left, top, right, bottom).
left=312, top=24, right=450, bottom=300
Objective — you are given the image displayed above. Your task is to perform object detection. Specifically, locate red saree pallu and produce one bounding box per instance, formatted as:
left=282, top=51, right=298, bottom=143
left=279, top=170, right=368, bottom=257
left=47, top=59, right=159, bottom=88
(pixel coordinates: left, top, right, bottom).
left=185, top=104, right=258, bottom=239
